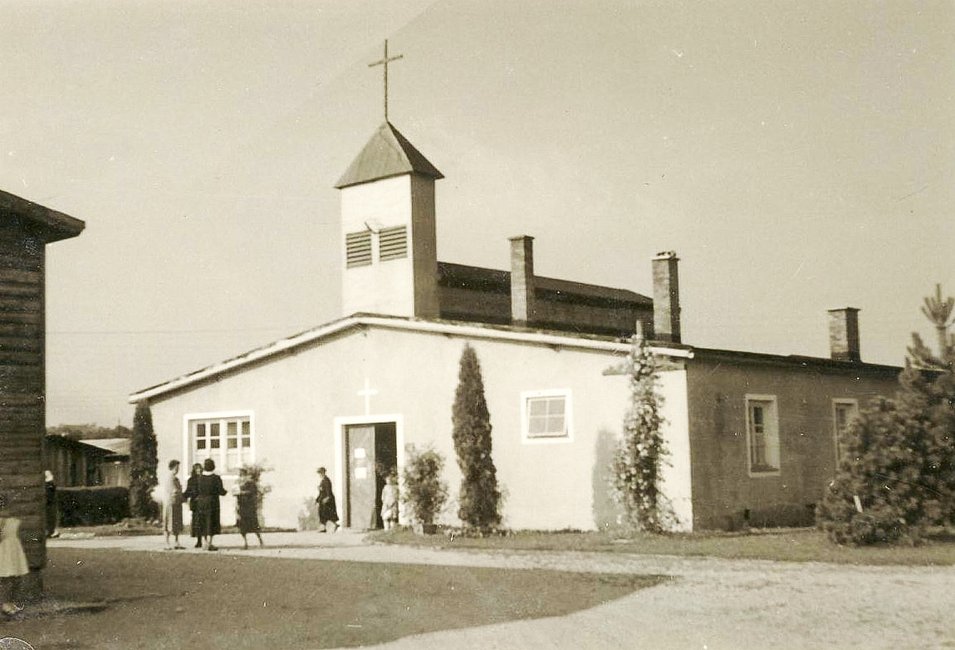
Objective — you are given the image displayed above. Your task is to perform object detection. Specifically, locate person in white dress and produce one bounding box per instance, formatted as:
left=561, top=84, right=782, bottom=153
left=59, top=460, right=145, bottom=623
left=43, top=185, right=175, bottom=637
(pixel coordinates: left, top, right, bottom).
left=0, top=493, right=28, bottom=616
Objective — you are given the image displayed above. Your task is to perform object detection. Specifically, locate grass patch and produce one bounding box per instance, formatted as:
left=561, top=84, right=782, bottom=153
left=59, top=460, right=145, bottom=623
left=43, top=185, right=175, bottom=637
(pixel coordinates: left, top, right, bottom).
left=4, top=548, right=662, bottom=649
left=368, top=527, right=955, bottom=566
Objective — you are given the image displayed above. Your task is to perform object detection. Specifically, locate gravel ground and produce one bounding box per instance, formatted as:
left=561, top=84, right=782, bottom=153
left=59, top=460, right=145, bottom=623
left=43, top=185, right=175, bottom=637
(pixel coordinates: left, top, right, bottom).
left=49, top=531, right=955, bottom=650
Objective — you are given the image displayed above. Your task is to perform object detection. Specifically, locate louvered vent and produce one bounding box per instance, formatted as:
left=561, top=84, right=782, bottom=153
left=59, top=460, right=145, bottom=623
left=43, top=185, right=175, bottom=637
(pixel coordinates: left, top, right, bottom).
left=378, top=225, right=408, bottom=261
left=345, top=231, right=372, bottom=268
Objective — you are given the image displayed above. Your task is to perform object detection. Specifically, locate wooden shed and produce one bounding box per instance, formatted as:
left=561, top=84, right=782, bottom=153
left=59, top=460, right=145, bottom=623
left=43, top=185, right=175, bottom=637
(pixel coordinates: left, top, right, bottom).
left=0, top=190, right=83, bottom=598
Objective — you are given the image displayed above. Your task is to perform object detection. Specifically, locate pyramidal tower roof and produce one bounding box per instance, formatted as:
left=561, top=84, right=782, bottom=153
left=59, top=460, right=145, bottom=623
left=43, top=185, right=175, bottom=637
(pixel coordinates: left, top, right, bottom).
left=335, top=121, right=444, bottom=189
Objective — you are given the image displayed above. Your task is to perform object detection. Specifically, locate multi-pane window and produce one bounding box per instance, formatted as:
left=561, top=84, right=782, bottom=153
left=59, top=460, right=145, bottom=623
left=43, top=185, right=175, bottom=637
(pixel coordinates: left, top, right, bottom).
left=522, top=390, right=572, bottom=442
left=832, top=399, right=859, bottom=463
left=378, top=225, right=408, bottom=261
left=746, top=396, right=780, bottom=474
left=345, top=231, right=372, bottom=268
left=190, top=415, right=253, bottom=473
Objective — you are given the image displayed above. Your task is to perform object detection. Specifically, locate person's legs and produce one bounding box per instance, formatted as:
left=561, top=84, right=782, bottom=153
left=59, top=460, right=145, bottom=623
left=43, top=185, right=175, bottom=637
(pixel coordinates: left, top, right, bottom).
left=255, top=532, right=264, bottom=547
left=240, top=533, right=248, bottom=550
left=0, top=577, right=21, bottom=615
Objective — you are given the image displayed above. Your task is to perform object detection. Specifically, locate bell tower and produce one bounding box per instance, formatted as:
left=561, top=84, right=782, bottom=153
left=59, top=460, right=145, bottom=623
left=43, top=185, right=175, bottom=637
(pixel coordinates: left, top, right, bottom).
left=335, top=121, right=443, bottom=319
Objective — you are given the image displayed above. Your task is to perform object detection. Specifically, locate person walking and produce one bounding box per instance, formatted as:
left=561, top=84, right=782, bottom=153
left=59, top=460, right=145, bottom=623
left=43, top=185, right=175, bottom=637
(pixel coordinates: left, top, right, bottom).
left=160, top=460, right=185, bottom=550
left=182, top=463, right=204, bottom=548
left=0, top=494, right=28, bottom=617
left=195, top=459, right=226, bottom=550
left=315, top=467, right=339, bottom=532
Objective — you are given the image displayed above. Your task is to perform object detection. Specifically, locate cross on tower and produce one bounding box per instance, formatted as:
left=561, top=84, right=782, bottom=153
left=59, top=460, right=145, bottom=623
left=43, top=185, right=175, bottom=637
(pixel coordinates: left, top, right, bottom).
left=368, top=39, right=404, bottom=121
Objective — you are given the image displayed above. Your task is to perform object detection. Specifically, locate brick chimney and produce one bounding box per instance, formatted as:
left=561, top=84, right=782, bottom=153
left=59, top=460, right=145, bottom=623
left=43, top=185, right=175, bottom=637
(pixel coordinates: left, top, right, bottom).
left=828, top=307, right=860, bottom=362
left=509, top=235, right=535, bottom=326
left=652, top=251, right=681, bottom=343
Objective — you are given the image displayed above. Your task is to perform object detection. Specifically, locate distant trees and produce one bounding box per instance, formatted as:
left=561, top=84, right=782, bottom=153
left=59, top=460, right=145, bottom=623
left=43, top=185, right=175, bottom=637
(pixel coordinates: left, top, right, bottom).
left=451, top=343, right=501, bottom=531
left=129, top=401, right=159, bottom=520
left=47, top=423, right=132, bottom=440
left=611, top=330, right=671, bottom=533
left=818, top=284, right=955, bottom=545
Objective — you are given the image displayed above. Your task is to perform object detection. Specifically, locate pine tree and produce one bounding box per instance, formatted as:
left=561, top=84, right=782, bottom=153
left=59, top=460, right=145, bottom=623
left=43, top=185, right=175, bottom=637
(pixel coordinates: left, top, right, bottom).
left=129, top=400, right=159, bottom=520
left=817, top=398, right=929, bottom=545
left=611, top=330, right=670, bottom=533
left=451, top=343, right=501, bottom=531
left=900, top=283, right=955, bottom=524
left=818, top=284, right=955, bottom=543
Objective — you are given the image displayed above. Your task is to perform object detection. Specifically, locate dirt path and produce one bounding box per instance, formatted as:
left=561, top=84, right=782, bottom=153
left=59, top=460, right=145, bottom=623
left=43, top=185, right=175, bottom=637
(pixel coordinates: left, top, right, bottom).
left=49, top=532, right=955, bottom=649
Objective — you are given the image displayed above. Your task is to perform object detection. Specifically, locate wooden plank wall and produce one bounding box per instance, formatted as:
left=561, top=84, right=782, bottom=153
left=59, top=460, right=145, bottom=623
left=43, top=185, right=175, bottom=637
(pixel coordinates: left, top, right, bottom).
left=0, top=224, right=47, bottom=577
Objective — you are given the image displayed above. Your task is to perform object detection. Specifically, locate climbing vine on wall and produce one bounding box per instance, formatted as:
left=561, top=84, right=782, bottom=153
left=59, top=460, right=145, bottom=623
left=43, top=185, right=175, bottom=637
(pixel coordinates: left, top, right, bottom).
left=611, top=330, right=671, bottom=533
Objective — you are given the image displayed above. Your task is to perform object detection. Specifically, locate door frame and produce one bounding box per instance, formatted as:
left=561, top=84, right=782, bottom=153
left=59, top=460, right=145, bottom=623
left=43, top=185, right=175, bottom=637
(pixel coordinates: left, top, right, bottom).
left=333, top=414, right=404, bottom=528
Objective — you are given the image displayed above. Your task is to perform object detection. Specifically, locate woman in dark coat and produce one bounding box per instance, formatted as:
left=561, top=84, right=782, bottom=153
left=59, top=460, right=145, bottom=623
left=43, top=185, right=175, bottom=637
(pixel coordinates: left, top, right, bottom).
left=195, top=458, right=226, bottom=550
left=182, top=463, right=203, bottom=548
left=315, top=467, right=339, bottom=532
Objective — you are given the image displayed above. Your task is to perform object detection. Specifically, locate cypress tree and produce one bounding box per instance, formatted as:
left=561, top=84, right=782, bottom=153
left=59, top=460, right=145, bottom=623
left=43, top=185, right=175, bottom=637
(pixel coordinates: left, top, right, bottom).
left=129, top=400, right=159, bottom=520
left=451, top=343, right=501, bottom=531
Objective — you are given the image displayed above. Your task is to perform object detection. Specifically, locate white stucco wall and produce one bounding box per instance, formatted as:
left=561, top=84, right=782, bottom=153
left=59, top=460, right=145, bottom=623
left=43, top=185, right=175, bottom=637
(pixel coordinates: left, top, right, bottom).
left=657, top=369, right=693, bottom=531
left=146, top=324, right=693, bottom=532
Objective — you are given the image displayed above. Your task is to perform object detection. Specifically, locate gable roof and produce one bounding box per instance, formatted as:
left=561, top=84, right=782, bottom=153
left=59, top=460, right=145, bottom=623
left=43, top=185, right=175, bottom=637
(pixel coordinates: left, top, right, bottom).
left=335, top=122, right=444, bottom=189
left=82, top=438, right=131, bottom=457
left=128, top=313, right=693, bottom=404
left=0, top=189, right=85, bottom=242
left=437, top=262, right=652, bottom=306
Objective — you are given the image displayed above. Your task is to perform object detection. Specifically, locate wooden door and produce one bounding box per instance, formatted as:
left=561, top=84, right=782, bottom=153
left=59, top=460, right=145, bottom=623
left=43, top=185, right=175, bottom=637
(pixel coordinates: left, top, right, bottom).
left=344, top=424, right=377, bottom=529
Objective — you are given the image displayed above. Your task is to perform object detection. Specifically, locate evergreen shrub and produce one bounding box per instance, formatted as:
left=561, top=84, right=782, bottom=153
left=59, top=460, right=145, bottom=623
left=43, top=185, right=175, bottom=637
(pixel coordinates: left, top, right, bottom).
left=58, top=486, right=130, bottom=526
left=401, top=445, right=448, bottom=527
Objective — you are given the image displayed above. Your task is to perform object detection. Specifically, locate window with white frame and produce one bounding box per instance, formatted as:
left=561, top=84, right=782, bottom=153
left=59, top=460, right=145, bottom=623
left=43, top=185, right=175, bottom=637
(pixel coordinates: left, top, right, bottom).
left=832, top=399, right=859, bottom=463
left=189, top=414, right=253, bottom=474
left=521, top=390, right=572, bottom=442
left=746, top=395, right=780, bottom=474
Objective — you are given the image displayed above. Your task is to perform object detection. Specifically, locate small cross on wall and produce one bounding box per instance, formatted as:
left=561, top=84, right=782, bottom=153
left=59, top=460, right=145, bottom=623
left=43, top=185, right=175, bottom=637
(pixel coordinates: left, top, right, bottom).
left=357, top=377, right=379, bottom=416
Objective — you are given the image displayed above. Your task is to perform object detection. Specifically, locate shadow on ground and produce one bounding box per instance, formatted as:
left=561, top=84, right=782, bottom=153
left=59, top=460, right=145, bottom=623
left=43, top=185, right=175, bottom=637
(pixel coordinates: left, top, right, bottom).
left=2, top=548, right=665, bottom=649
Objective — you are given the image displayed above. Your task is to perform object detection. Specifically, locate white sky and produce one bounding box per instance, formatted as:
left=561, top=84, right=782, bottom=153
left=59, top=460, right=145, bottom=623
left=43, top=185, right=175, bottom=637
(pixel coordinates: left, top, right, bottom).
left=0, top=0, right=951, bottom=426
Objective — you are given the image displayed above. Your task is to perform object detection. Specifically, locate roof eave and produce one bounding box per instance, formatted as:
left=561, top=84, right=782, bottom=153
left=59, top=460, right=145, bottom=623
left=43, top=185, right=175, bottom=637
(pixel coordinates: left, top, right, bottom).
left=0, top=189, right=85, bottom=242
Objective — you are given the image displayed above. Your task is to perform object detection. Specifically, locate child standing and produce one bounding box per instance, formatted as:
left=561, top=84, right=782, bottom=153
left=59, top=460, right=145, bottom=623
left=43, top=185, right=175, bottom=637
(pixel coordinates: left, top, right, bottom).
left=380, top=473, right=399, bottom=531
left=0, top=494, right=28, bottom=616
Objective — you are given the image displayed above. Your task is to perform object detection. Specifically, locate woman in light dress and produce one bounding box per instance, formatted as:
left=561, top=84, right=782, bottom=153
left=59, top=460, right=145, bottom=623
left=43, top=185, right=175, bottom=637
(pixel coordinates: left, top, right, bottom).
left=0, top=493, right=28, bottom=617
left=159, top=460, right=185, bottom=550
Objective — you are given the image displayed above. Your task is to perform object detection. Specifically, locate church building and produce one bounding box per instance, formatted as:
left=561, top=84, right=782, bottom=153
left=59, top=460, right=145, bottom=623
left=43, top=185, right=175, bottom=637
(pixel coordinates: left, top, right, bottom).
left=130, top=121, right=900, bottom=532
